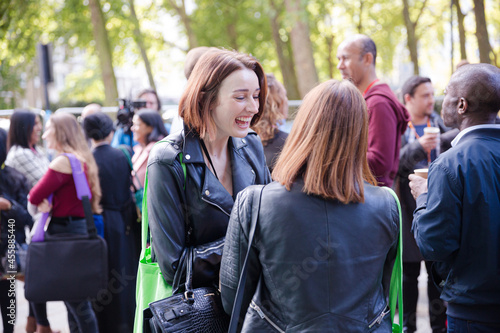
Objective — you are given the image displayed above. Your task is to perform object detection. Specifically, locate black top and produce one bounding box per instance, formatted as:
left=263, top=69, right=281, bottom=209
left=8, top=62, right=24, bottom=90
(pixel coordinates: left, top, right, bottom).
left=263, top=130, right=288, bottom=173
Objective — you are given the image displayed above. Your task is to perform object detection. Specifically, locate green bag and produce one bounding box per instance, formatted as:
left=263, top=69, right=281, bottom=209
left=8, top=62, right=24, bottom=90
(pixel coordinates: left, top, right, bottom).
left=384, top=187, right=403, bottom=333
left=133, top=167, right=172, bottom=333
left=133, top=147, right=187, bottom=333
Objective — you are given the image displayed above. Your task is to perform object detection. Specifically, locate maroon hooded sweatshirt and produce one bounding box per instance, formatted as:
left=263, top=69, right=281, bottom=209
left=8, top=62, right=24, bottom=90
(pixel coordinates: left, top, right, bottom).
left=364, top=83, right=410, bottom=187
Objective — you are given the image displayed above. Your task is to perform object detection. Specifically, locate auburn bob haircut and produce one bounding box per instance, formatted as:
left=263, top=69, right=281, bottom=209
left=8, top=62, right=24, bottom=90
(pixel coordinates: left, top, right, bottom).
left=272, top=79, right=376, bottom=203
left=179, top=49, right=267, bottom=141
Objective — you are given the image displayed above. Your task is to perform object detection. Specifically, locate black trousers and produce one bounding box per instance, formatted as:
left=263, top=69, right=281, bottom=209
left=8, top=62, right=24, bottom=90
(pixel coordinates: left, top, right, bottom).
left=0, top=278, right=15, bottom=333
left=403, top=261, right=447, bottom=333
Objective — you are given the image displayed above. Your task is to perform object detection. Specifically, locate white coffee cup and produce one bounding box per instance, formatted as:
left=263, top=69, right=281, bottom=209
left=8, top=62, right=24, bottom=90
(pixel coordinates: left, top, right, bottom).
left=414, top=168, right=429, bottom=179
left=423, top=127, right=440, bottom=156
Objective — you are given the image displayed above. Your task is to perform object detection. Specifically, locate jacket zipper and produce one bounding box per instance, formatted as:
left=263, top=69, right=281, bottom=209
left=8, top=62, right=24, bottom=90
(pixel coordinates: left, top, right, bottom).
left=195, top=242, right=224, bottom=255
left=250, top=301, right=284, bottom=333
left=201, top=197, right=231, bottom=216
left=368, top=306, right=390, bottom=329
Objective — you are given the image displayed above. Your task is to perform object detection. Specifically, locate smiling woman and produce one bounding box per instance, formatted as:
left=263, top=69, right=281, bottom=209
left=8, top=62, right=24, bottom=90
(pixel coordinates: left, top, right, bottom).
left=141, top=49, right=271, bottom=320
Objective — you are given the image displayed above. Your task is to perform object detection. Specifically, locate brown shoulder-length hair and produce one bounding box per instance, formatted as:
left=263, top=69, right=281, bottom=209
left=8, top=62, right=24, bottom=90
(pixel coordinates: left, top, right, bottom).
left=179, top=49, right=268, bottom=141
left=49, top=112, right=102, bottom=213
left=253, top=73, right=287, bottom=146
left=272, top=79, right=376, bottom=204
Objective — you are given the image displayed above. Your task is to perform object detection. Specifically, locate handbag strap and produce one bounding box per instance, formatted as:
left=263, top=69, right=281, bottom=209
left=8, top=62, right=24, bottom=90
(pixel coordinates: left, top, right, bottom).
left=118, top=146, right=143, bottom=191
left=384, top=187, right=403, bottom=333
left=228, top=185, right=265, bottom=333
left=61, top=153, right=97, bottom=238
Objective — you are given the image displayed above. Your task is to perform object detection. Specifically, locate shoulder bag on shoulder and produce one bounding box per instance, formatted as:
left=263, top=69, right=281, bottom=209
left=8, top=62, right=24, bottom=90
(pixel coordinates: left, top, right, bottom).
left=24, top=153, right=108, bottom=302
left=384, top=187, right=404, bottom=333
left=134, top=141, right=186, bottom=333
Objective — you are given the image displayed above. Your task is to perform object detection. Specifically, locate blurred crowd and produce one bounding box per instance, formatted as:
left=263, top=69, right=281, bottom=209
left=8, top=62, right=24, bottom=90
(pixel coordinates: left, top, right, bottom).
left=1, top=35, right=499, bottom=333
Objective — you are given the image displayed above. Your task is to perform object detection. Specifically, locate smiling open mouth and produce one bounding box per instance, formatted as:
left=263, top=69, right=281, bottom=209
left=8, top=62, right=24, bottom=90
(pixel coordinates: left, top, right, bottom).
left=235, top=116, right=252, bottom=127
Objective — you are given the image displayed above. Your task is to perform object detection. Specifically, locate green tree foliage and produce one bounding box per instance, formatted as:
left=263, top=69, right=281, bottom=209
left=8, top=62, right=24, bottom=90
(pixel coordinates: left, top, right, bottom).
left=1, top=0, right=500, bottom=108
left=0, top=0, right=56, bottom=108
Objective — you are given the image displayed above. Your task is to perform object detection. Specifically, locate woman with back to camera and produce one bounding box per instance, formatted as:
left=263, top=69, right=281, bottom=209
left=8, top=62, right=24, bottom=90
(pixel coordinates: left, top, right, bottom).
left=146, top=49, right=271, bottom=292
left=253, top=73, right=289, bottom=173
left=5, top=110, right=57, bottom=333
left=221, top=79, right=400, bottom=332
left=130, top=109, right=168, bottom=189
left=83, top=112, right=140, bottom=333
left=28, top=112, right=101, bottom=333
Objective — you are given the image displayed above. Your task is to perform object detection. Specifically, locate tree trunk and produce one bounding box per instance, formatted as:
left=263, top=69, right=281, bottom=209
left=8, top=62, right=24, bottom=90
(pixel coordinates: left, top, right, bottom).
left=402, top=0, right=419, bottom=74
left=402, top=0, right=428, bottom=75
left=88, top=0, right=118, bottom=106
left=165, top=0, right=198, bottom=50
left=357, top=0, right=364, bottom=33
left=227, top=21, right=239, bottom=50
left=269, top=0, right=300, bottom=100
left=473, top=0, right=492, bottom=64
left=284, top=0, right=319, bottom=98
left=326, top=34, right=335, bottom=79
left=453, top=0, right=467, bottom=61
left=129, top=0, right=156, bottom=91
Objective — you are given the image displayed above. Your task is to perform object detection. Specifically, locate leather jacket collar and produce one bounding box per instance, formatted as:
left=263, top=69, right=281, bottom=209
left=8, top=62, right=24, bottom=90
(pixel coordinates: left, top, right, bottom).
left=179, top=125, right=257, bottom=215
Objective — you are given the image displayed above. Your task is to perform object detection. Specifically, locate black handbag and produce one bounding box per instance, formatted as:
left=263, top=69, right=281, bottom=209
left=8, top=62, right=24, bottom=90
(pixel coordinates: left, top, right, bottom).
left=147, top=246, right=230, bottom=333
left=24, top=153, right=108, bottom=302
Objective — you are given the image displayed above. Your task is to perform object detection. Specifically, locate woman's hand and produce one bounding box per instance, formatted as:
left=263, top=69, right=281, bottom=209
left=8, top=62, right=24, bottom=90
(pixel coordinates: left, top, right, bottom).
left=37, top=199, right=52, bottom=213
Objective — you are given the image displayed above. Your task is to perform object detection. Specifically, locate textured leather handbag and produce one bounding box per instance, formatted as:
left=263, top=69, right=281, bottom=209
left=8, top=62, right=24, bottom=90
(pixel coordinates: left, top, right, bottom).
left=24, top=153, right=108, bottom=302
left=147, top=246, right=230, bottom=333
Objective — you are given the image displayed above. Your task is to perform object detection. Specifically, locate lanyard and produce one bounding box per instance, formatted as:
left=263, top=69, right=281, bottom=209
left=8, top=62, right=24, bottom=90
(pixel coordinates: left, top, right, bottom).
left=408, top=119, right=432, bottom=164
left=363, top=79, right=379, bottom=97
left=200, top=139, right=219, bottom=180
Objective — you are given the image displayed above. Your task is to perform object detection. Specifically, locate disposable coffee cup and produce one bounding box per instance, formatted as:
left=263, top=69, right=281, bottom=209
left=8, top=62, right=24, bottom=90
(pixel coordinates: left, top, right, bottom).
left=423, top=127, right=441, bottom=156
left=414, top=168, right=428, bottom=179
left=423, top=127, right=440, bottom=135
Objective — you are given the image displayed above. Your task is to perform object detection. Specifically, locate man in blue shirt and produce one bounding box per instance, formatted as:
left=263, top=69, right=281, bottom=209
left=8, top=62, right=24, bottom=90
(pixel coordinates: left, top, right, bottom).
left=409, top=64, right=500, bottom=332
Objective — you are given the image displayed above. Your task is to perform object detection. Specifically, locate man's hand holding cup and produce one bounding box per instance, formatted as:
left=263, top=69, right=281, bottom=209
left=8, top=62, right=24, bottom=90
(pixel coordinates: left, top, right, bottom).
left=409, top=169, right=428, bottom=200
left=419, top=127, right=440, bottom=153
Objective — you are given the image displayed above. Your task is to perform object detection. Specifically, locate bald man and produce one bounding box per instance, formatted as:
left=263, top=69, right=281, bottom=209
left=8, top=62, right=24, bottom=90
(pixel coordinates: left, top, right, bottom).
left=81, top=103, right=102, bottom=119
left=409, top=64, right=500, bottom=331
left=337, top=35, right=410, bottom=187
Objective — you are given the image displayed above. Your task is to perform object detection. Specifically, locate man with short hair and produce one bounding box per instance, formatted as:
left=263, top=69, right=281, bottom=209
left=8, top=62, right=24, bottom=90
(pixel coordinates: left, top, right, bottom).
left=397, top=76, right=457, bottom=333
left=137, top=88, right=162, bottom=112
left=410, top=64, right=500, bottom=331
left=337, top=35, right=410, bottom=187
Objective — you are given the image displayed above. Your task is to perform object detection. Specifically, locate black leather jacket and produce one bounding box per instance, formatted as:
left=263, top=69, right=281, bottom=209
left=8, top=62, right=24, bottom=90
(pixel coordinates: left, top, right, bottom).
left=221, top=180, right=399, bottom=332
left=147, top=126, right=271, bottom=287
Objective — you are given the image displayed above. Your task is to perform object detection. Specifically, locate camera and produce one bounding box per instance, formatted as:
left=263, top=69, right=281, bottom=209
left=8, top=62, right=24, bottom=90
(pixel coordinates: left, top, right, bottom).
left=116, top=98, right=147, bottom=132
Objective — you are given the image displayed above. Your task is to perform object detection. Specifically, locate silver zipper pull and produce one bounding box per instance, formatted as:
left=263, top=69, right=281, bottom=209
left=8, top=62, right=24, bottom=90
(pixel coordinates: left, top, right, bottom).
left=250, top=302, right=266, bottom=319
